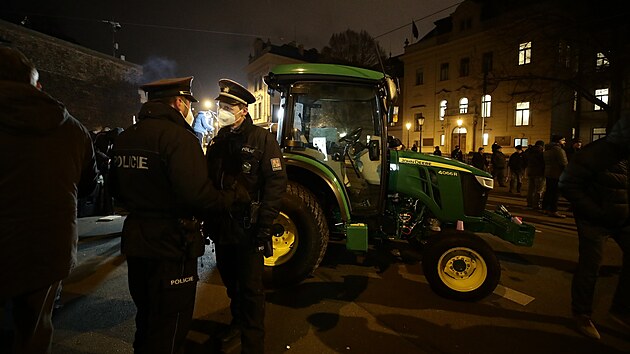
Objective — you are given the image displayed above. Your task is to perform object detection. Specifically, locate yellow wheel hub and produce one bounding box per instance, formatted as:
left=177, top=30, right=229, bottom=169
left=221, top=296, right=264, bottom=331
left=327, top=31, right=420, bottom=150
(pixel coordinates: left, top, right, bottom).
left=437, top=247, right=487, bottom=292
left=264, top=212, right=298, bottom=266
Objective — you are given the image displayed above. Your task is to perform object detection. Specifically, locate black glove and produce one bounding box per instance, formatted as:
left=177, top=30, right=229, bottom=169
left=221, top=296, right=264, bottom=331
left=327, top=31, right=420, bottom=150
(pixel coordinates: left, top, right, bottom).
left=257, top=225, right=273, bottom=257
left=222, top=180, right=251, bottom=210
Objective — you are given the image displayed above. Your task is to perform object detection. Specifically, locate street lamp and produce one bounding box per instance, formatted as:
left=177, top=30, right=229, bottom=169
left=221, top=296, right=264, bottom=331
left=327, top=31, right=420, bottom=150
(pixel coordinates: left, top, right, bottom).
left=405, top=122, right=412, bottom=149
left=417, top=114, right=425, bottom=152
left=456, top=119, right=463, bottom=147
left=203, top=99, right=213, bottom=111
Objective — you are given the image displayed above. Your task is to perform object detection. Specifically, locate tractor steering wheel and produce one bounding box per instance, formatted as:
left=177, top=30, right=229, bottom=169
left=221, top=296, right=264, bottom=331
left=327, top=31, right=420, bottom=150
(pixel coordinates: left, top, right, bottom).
left=340, top=127, right=363, bottom=145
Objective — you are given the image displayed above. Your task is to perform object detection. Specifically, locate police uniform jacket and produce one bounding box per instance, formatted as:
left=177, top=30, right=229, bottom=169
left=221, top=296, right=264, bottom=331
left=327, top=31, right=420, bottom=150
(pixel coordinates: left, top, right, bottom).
left=110, top=101, right=227, bottom=259
left=205, top=115, right=287, bottom=245
left=0, top=81, right=98, bottom=298
left=559, top=117, right=630, bottom=228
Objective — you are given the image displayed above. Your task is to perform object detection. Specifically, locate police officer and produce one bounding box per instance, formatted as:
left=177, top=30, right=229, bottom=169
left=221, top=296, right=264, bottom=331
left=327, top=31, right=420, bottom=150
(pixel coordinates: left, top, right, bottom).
left=109, top=76, right=247, bottom=354
left=204, top=79, right=287, bottom=353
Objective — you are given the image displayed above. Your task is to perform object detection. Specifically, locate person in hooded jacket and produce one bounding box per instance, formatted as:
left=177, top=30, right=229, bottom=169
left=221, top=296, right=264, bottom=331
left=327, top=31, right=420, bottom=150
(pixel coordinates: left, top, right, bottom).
left=204, top=79, right=287, bottom=353
left=0, top=47, right=98, bottom=353
left=109, top=76, right=248, bottom=354
left=192, top=110, right=214, bottom=146
left=559, top=116, right=630, bottom=340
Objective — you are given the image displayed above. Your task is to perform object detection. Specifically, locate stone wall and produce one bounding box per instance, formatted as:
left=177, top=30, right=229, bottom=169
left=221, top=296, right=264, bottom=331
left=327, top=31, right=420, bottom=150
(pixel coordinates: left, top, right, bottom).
left=0, top=19, right=143, bottom=131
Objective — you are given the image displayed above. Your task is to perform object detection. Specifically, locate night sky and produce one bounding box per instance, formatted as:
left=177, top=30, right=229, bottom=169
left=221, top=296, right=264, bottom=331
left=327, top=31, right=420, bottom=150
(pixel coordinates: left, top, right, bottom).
left=3, top=0, right=461, bottom=106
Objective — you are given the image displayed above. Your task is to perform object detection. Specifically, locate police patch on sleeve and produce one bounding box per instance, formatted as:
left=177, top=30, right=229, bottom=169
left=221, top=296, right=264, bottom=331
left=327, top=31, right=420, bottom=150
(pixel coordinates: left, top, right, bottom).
left=270, top=157, right=283, bottom=171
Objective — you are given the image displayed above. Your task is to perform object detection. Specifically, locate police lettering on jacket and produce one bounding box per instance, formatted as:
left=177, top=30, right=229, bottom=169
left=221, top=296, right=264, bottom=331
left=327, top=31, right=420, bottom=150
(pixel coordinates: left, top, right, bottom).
left=113, top=155, right=149, bottom=170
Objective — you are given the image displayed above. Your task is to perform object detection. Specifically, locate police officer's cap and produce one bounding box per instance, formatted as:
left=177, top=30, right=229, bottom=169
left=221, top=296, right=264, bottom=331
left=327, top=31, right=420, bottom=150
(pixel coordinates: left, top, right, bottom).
left=215, top=79, right=255, bottom=105
left=140, top=76, right=198, bottom=102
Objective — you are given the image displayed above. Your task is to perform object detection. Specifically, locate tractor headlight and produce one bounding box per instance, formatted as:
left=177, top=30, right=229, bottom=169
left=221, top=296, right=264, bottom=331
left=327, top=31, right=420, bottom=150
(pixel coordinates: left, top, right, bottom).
left=475, top=175, right=494, bottom=189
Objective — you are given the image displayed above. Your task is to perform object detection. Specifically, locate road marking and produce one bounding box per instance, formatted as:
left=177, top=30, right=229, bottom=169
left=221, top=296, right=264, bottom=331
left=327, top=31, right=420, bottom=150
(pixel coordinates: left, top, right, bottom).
left=493, top=284, right=535, bottom=306
left=398, top=265, right=535, bottom=306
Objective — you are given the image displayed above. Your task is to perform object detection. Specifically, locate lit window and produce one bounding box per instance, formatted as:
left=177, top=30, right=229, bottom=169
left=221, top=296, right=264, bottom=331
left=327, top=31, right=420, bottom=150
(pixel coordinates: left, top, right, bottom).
left=515, top=102, right=530, bottom=126
left=481, top=94, right=491, bottom=118
left=592, top=127, right=606, bottom=141
left=514, top=138, right=528, bottom=147
left=596, top=52, right=609, bottom=69
left=519, top=42, right=532, bottom=65
left=594, top=88, right=608, bottom=111
left=459, top=97, right=468, bottom=114
left=440, top=134, right=445, bottom=146
left=573, top=91, right=577, bottom=112
left=439, top=100, right=447, bottom=120
left=482, top=133, right=489, bottom=146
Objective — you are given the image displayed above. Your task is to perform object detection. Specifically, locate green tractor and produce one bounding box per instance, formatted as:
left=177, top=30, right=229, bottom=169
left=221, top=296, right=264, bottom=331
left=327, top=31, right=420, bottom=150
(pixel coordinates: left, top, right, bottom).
left=262, top=63, right=534, bottom=301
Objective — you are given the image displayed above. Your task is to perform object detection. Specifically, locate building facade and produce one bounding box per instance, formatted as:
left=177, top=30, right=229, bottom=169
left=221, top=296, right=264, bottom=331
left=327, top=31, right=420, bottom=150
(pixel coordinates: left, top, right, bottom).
left=400, top=0, right=629, bottom=154
left=0, top=19, right=143, bottom=131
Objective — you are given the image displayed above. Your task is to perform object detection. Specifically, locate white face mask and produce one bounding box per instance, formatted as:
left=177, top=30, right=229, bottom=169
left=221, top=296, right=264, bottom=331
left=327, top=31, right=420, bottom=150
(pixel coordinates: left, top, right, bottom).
left=185, top=108, right=194, bottom=126
left=217, top=108, right=236, bottom=128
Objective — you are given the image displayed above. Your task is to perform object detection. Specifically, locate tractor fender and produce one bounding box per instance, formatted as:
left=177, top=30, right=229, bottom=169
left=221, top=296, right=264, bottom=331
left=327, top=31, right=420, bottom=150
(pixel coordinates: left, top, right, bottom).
left=283, top=154, right=351, bottom=222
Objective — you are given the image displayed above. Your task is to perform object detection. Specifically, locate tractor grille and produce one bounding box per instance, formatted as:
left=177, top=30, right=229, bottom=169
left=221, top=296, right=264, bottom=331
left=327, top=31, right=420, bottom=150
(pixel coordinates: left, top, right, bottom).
left=461, top=173, right=489, bottom=217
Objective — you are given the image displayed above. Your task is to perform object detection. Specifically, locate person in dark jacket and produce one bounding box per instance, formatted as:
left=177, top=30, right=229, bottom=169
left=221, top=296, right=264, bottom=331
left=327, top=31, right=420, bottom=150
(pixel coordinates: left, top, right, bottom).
left=559, top=116, right=630, bottom=339
left=451, top=145, right=463, bottom=161
left=525, top=140, right=546, bottom=209
left=0, top=47, right=98, bottom=353
left=564, top=138, right=582, bottom=162
left=109, top=77, right=246, bottom=354
left=471, top=147, right=488, bottom=171
left=491, top=145, right=507, bottom=187
left=508, top=145, right=527, bottom=193
left=542, top=135, right=568, bottom=218
left=433, top=146, right=442, bottom=156
left=204, top=79, right=288, bottom=353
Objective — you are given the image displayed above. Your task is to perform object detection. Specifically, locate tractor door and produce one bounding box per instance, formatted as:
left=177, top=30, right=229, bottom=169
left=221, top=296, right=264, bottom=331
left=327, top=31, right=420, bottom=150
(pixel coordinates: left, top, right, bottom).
left=285, top=82, right=384, bottom=215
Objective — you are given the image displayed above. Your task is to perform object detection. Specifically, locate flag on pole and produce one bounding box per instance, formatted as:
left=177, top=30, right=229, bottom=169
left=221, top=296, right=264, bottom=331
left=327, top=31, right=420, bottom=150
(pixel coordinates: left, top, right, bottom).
left=412, top=20, right=419, bottom=39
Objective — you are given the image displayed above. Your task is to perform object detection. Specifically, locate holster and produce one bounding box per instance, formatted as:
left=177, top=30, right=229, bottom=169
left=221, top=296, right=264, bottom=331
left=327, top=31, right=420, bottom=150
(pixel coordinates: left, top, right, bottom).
left=178, top=218, right=205, bottom=259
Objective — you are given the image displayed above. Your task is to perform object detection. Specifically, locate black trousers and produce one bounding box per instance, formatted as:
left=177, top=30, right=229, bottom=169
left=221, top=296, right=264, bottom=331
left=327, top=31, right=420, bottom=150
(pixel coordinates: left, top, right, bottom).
left=572, top=219, right=630, bottom=316
left=3, top=280, right=61, bottom=354
left=542, top=177, right=560, bottom=212
left=127, top=256, right=198, bottom=354
left=215, top=244, right=265, bottom=354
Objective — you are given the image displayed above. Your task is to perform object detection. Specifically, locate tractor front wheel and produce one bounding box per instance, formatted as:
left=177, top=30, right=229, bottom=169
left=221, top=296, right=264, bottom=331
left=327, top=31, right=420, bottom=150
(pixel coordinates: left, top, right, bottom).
left=422, top=230, right=500, bottom=301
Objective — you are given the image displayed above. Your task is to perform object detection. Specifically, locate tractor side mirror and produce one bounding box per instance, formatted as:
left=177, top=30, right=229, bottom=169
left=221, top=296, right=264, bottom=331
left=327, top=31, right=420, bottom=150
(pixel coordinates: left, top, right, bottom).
left=368, top=140, right=380, bottom=161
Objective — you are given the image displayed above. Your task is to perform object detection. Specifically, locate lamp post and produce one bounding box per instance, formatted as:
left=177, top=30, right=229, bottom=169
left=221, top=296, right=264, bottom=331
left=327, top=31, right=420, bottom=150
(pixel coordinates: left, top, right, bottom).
left=417, top=114, right=425, bottom=152
left=456, top=119, right=463, bottom=147
left=102, top=20, right=122, bottom=57
left=405, top=122, right=412, bottom=150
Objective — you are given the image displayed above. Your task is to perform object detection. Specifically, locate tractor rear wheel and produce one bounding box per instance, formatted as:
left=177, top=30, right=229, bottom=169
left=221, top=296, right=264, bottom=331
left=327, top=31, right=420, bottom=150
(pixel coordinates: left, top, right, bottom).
left=263, top=181, right=329, bottom=288
left=422, top=230, right=500, bottom=301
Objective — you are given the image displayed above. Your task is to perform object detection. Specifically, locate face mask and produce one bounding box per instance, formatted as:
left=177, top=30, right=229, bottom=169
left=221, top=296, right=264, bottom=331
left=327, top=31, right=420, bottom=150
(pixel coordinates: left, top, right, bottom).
left=217, top=108, right=236, bottom=128
left=185, top=108, right=194, bottom=126
left=179, top=99, right=190, bottom=118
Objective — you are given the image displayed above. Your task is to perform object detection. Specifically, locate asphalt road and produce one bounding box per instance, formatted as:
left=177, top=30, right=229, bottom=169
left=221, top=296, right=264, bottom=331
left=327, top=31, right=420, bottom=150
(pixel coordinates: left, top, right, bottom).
left=2, top=186, right=629, bottom=353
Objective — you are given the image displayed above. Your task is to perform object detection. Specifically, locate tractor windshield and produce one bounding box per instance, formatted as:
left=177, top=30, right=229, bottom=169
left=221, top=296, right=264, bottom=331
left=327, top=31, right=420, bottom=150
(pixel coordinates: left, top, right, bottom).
left=287, top=82, right=382, bottom=163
